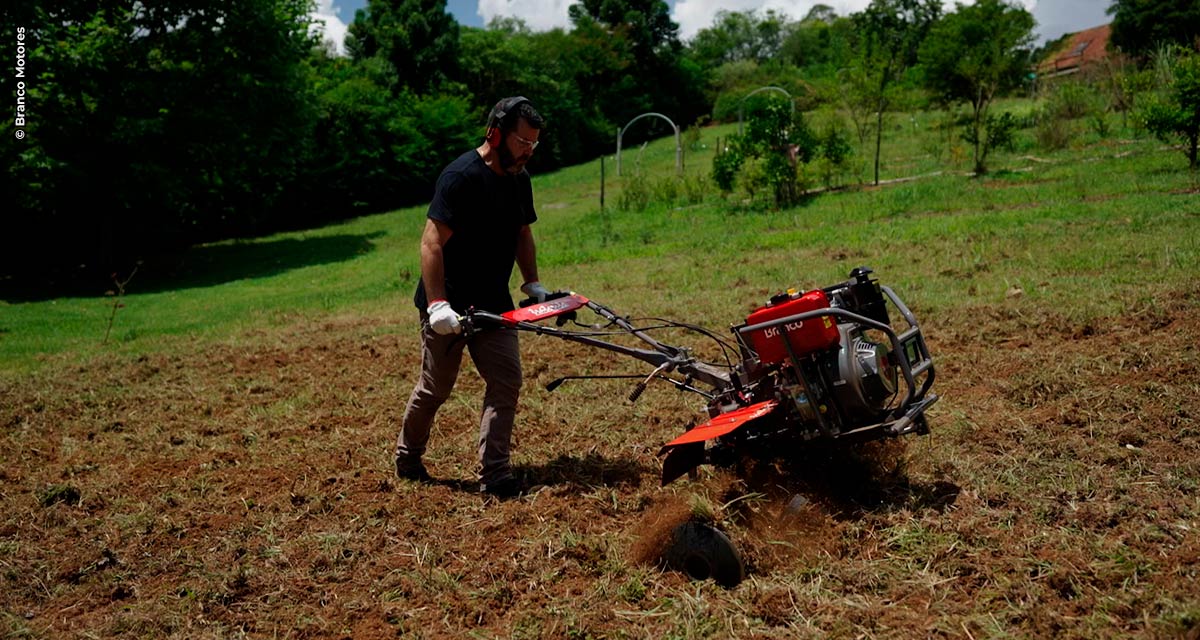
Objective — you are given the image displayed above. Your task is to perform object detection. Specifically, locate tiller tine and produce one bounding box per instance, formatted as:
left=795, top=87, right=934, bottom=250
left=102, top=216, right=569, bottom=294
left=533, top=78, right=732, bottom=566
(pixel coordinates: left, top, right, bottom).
left=660, top=443, right=704, bottom=486
left=658, top=400, right=779, bottom=486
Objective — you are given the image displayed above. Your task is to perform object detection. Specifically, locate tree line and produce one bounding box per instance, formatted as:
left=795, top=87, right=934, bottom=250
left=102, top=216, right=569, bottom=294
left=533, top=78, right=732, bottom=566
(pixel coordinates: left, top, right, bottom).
left=1, top=0, right=1196, bottom=282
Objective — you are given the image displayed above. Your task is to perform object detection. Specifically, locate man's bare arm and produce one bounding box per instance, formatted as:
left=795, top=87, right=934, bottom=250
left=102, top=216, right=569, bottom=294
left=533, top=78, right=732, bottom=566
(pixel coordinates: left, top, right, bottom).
left=515, top=224, right=539, bottom=286
left=420, top=219, right=454, bottom=302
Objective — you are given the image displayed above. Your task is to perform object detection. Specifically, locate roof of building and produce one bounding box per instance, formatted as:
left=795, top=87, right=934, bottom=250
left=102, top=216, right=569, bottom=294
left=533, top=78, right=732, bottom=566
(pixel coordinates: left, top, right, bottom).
left=1037, top=23, right=1112, bottom=76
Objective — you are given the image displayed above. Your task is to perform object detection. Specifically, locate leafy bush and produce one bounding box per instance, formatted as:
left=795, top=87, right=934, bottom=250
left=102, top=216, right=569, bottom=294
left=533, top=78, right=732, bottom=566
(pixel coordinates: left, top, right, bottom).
left=815, top=120, right=854, bottom=188
left=1046, top=81, right=1104, bottom=120
left=1035, top=111, right=1076, bottom=151
left=618, top=174, right=652, bottom=212
left=961, top=111, right=1019, bottom=174
left=650, top=176, right=681, bottom=204
left=1138, top=50, right=1200, bottom=168
left=712, top=97, right=817, bottom=207
left=712, top=140, right=746, bottom=193
left=680, top=173, right=709, bottom=205
left=617, top=173, right=710, bottom=212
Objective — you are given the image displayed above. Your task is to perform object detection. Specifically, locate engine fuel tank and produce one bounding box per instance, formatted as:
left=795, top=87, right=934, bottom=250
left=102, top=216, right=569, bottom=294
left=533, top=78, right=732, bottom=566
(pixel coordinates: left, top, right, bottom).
left=745, top=289, right=840, bottom=364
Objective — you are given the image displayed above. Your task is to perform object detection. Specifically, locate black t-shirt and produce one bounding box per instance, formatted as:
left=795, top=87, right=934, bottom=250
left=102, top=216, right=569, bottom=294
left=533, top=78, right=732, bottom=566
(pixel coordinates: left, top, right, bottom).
left=414, top=149, right=537, bottom=314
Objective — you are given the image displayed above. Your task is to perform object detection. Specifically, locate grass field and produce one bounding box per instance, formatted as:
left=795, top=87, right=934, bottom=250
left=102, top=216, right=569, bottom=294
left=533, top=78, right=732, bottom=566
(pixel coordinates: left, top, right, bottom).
left=1, top=105, right=1199, bottom=638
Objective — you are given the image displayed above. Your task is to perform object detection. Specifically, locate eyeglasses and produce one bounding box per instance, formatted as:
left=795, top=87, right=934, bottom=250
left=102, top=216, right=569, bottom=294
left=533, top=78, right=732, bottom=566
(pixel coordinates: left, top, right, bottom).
left=510, top=131, right=540, bottom=151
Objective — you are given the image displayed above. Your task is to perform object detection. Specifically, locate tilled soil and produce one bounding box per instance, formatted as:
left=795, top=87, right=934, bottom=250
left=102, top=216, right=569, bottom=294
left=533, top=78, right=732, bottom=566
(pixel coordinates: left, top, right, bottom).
left=2, top=292, right=1198, bottom=638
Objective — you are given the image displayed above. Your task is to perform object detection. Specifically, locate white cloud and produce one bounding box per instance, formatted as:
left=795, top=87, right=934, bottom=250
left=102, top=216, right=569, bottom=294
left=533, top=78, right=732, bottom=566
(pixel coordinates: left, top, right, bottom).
left=478, top=0, right=577, bottom=31
left=310, top=0, right=349, bottom=56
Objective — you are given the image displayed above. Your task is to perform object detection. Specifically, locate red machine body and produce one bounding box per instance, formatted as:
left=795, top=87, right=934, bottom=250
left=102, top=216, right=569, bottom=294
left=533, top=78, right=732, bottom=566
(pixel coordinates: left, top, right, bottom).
left=744, top=290, right=840, bottom=364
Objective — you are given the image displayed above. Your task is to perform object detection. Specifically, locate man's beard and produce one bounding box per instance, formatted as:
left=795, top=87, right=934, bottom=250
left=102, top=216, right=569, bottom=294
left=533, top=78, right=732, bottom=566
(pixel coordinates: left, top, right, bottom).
left=498, top=143, right=526, bottom=174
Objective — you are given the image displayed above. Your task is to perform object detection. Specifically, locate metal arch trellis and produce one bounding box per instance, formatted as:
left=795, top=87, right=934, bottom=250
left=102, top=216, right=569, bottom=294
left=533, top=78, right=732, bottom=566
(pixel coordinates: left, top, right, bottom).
left=616, top=112, right=681, bottom=176
left=738, top=86, right=794, bottom=135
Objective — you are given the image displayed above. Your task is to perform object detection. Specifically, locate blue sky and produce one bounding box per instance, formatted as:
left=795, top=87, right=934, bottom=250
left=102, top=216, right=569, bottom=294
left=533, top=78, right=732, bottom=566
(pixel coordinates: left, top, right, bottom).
left=312, top=0, right=1113, bottom=56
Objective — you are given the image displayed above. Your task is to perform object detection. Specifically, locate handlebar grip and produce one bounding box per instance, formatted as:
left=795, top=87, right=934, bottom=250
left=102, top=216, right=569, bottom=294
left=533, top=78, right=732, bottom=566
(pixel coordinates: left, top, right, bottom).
left=519, top=290, right=574, bottom=308
left=628, top=381, right=647, bottom=403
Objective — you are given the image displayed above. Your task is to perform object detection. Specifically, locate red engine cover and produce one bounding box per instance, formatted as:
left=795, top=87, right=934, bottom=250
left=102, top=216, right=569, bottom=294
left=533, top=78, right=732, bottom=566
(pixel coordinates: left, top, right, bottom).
left=745, top=289, right=839, bottom=364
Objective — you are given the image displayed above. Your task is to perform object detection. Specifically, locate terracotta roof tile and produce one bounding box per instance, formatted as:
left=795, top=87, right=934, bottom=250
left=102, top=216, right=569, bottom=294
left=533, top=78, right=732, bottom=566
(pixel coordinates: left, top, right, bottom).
left=1037, top=23, right=1112, bottom=74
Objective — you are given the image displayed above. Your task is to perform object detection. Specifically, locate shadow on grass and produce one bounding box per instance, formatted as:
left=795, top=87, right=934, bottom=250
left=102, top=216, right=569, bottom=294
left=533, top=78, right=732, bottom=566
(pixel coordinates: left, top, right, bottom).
left=402, top=452, right=651, bottom=497
left=0, top=232, right=384, bottom=303
left=517, top=452, right=651, bottom=490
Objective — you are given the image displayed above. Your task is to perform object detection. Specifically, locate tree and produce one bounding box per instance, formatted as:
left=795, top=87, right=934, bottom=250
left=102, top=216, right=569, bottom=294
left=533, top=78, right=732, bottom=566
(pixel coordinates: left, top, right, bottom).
left=781, top=13, right=855, bottom=73
left=850, top=0, right=941, bottom=184
left=568, top=0, right=678, bottom=60
left=919, top=0, right=1035, bottom=174
left=803, top=4, right=839, bottom=25
left=688, top=10, right=788, bottom=68
left=1141, top=50, right=1200, bottom=168
left=298, top=54, right=477, bottom=217
left=568, top=0, right=707, bottom=142
left=345, top=0, right=461, bottom=93
left=2, top=0, right=320, bottom=280
left=1108, top=0, right=1200, bottom=61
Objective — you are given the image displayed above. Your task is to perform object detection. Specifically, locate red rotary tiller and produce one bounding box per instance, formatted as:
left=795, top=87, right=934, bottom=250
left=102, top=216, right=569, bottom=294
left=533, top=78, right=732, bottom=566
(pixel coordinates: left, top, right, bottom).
left=462, top=267, right=938, bottom=487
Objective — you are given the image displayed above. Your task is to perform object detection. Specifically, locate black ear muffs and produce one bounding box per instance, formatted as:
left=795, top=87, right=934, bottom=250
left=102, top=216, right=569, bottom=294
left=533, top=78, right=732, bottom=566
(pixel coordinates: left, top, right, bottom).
left=487, top=96, right=531, bottom=134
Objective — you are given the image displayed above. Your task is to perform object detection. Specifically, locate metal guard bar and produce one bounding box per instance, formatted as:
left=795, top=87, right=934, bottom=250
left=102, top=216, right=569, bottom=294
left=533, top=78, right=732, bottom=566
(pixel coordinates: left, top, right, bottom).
left=736, top=298, right=935, bottom=409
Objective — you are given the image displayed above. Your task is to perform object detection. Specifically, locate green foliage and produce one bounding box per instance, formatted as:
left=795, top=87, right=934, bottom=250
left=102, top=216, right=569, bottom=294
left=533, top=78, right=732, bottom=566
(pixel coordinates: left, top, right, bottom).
left=779, top=13, right=856, bottom=75
left=1033, top=80, right=1108, bottom=151
left=1034, top=112, right=1076, bottom=151
left=618, top=172, right=709, bottom=212
left=1108, top=0, right=1200, bottom=61
left=618, top=174, right=653, bottom=212
left=812, top=119, right=855, bottom=188
left=2, top=0, right=716, bottom=282
left=981, top=111, right=1018, bottom=157
left=711, top=98, right=817, bottom=206
left=1139, top=50, right=1200, bottom=168
left=919, top=0, right=1035, bottom=109
left=847, top=0, right=941, bottom=184
left=567, top=0, right=707, bottom=134
left=1046, top=81, right=1106, bottom=120
left=16, top=0, right=1192, bottom=293
left=345, top=0, right=461, bottom=93
left=687, top=10, right=788, bottom=68
left=1, top=1, right=320, bottom=278
left=708, top=64, right=818, bottom=121
left=919, top=0, right=1035, bottom=174
left=712, top=140, right=745, bottom=193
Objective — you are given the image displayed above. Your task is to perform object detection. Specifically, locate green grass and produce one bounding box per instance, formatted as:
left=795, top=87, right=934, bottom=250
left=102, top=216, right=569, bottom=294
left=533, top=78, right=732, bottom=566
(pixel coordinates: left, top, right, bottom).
left=1, top=106, right=1198, bottom=375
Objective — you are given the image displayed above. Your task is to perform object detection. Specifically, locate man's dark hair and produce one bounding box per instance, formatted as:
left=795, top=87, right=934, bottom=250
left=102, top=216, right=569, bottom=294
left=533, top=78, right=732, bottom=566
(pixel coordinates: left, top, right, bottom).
left=488, top=97, right=544, bottom=132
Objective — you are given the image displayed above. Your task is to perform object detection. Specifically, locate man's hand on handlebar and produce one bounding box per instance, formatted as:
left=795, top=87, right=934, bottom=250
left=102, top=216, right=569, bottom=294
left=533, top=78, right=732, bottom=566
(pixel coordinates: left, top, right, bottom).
left=427, top=300, right=462, bottom=335
left=520, top=281, right=551, bottom=303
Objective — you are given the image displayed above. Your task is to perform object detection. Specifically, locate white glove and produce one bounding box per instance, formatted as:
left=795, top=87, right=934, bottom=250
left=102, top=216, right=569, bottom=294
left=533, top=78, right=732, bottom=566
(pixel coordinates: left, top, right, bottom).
left=426, top=300, right=462, bottom=335
left=521, top=281, right=551, bottom=302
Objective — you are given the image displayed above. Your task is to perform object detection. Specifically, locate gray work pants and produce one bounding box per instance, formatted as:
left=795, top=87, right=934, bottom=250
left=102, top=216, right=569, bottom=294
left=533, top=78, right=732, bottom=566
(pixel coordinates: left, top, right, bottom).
left=396, top=317, right=522, bottom=485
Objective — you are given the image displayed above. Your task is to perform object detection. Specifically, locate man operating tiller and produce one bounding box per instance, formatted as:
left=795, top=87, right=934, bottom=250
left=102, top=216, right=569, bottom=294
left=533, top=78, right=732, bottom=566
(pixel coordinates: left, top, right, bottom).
left=395, top=96, right=553, bottom=499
